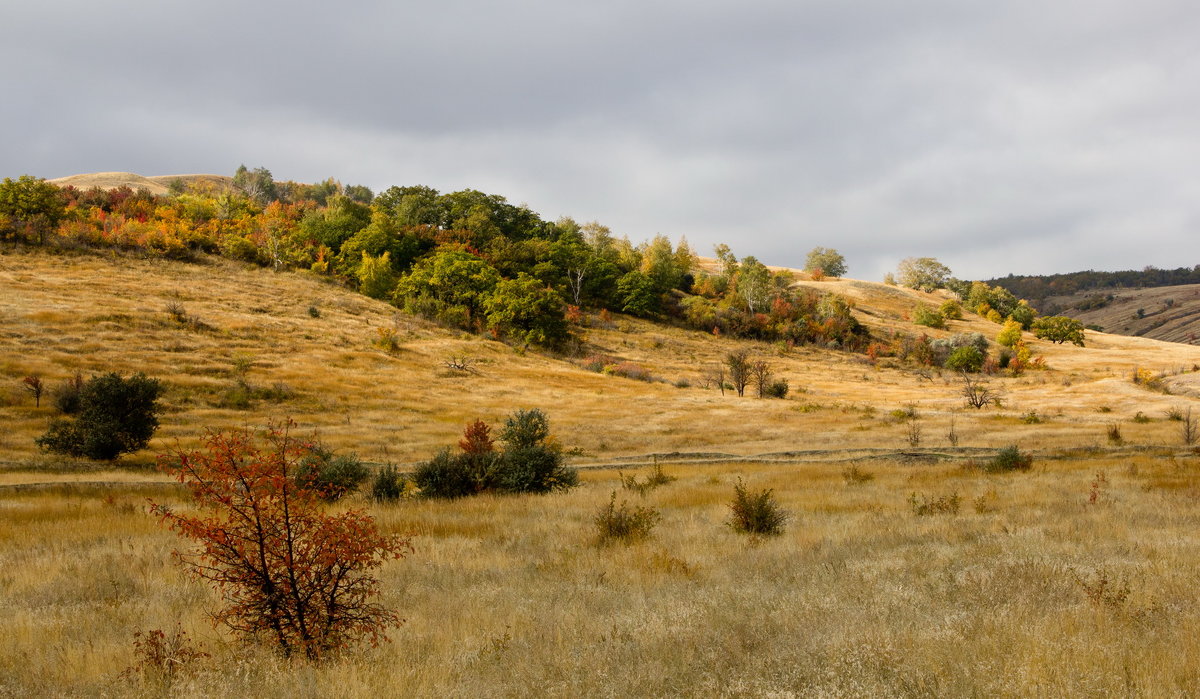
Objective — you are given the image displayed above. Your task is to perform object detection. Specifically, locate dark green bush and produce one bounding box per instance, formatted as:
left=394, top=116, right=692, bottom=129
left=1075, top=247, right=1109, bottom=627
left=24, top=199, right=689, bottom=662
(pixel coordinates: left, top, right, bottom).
left=981, top=445, right=1033, bottom=473
left=371, top=464, right=405, bottom=502
left=727, top=479, right=789, bottom=536
left=945, top=346, right=984, bottom=373
left=413, top=449, right=477, bottom=499
left=296, top=445, right=370, bottom=501
left=496, top=445, right=578, bottom=494
left=499, top=408, right=551, bottom=449
left=594, top=492, right=661, bottom=544
left=36, top=372, right=164, bottom=460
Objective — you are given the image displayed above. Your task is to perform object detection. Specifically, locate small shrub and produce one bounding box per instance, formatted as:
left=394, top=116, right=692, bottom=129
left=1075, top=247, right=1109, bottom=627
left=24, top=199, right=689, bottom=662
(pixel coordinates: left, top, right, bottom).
left=307, top=305, right=321, bottom=318
left=373, top=327, right=401, bottom=353
left=1021, top=411, right=1042, bottom=424
left=122, top=626, right=209, bottom=688
left=621, top=462, right=677, bottom=495
left=727, top=479, right=789, bottom=536
left=1132, top=411, right=1151, bottom=424
left=981, top=445, right=1032, bottom=472
left=763, top=379, right=789, bottom=399
left=371, top=465, right=405, bottom=503
left=1166, top=406, right=1185, bottom=421
left=1106, top=423, right=1123, bottom=445
left=1073, top=567, right=1131, bottom=609
left=938, top=299, right=963, bottom=320
left=296, top=446, right=370, bottom=501
left=912, top=304, right=946, bottom=329
left=1097, top=405, right=1113, bottom=413
left=594, top=492, right=661, bottom=545
left=908, top=491, right=961, bottom=515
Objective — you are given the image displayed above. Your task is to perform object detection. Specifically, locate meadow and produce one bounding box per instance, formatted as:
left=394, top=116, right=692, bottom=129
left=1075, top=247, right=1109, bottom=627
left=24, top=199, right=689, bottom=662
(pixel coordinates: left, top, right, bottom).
left=3, top=248, right=1200, bottom=696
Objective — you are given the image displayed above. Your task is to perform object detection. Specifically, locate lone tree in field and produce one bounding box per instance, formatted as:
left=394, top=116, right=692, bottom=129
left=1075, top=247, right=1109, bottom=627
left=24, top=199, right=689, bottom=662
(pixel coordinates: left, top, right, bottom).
left=1031, top=315, right=1086, bottom=346
left=804, top=247, right=847, bottom=278
left=36, top=372, right=163, bottom=460
left=726, top=351, right=751, bottom=397
left=151, top=422, right=411, bottom=661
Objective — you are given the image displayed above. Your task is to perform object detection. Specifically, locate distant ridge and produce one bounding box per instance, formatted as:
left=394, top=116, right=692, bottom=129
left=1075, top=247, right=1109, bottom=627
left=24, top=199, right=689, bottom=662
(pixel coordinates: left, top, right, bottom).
left=48, top=171, right=233, bottom=195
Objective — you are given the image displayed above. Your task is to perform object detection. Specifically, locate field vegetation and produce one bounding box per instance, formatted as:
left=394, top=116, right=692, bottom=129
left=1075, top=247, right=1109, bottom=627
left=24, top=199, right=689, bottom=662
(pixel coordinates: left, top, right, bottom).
left=4, top=170, right=1200, bottom=695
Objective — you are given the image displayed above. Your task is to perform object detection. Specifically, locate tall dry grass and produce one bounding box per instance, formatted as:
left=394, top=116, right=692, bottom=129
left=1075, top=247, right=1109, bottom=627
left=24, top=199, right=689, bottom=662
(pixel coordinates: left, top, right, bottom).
left=3, top=456, right=1200, bottom=696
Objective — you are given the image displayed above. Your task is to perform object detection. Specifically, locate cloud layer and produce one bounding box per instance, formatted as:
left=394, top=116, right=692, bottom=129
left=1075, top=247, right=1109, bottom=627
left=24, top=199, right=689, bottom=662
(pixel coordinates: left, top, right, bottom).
left=4, top=0, right=1199, bottom=280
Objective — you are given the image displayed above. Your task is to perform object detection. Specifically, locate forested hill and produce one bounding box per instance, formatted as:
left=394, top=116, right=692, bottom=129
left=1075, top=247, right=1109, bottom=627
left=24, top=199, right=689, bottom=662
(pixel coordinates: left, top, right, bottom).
left=989, top=266, right=1200, bottom=309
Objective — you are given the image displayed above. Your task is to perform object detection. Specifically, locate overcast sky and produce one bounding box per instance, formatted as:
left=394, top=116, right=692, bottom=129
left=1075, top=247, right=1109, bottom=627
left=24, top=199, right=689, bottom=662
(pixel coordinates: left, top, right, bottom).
left=4, top=1, right=1199, bottom=281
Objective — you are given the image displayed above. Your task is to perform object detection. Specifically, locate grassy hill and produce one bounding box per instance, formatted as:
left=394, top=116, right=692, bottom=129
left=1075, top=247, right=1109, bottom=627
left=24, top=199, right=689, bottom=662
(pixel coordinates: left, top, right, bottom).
left=1041, top=284, right=1200, bottom=344
left=6, top=248, right=1200, bottom=695
left=47, top=171, right=234, bottom=196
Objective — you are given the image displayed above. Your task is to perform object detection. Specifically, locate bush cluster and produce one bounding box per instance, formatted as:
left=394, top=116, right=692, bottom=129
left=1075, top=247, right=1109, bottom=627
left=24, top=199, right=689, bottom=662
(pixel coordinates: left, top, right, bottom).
left=413, top=409, right=578, bottom=498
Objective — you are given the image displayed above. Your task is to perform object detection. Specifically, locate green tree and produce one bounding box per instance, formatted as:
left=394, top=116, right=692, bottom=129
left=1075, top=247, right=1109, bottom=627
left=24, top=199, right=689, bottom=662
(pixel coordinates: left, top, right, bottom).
left=36, top=373, right=164, bottom=460
left=896, top=257, right=952, bottom=292
left=616, top=270, right=659, bottom=316
left=735, top=256, right=772, bottom=314
left=1008, top=300, right=1036, bottom=330
left=356, top=252, right=397, bottom=300
left=484, top=273, right=570, bottom=347
left=804, top=247, right=847, bottom=278
left=0, top=175, right=66, bottom=243
left=394, top=250, right=502, bottom=320
left=232, top=165, right=277, bottom=205
left=1032, top=316, right=1086, bottom=346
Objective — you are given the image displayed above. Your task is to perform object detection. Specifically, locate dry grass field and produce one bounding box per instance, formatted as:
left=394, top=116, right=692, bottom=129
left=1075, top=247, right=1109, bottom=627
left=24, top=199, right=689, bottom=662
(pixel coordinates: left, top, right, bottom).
left=4, top=247, right=1200, bottom=696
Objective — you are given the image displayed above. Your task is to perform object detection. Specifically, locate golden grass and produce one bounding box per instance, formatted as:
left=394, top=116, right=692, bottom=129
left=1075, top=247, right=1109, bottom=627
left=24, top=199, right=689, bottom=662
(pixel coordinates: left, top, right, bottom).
left=4, top=249, right=1200, bottom=695
left=4, top=456, right=1200, bottom=696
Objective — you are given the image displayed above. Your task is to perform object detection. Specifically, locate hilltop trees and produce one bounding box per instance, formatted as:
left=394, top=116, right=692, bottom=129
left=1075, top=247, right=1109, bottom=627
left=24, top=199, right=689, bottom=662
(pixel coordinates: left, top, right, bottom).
left=897, top=257, right=952, bottom=292
left=804, top=247, right=847, bottom=278
left=0, top=175, right=66, bottom=243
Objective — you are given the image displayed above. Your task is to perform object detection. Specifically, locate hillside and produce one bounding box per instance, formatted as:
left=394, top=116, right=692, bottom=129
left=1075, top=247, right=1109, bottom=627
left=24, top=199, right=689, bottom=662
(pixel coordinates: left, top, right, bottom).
left=8, top=248, right=1200, bottom=696
left=47, top=171, right=233, bottom=195
left=1039, top=284, right=1200, bottom=344
left=3, top=248, right=1200, bottom=478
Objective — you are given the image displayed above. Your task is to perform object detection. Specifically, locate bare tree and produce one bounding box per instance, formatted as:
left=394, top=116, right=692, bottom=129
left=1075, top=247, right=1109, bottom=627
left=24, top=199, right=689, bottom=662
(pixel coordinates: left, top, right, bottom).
left=21, top=375, right=44, bottom=407
left=726, top=351, right=751, bottom=397
left=704, top=364, right=727, bottom=396
left=751, top=360, right=773, bottom=398
left=443, top=355, right=479, bottom=374
left=960, top=372, right=999, bottom=409
left=1183, top=407, right=1198, bottom=446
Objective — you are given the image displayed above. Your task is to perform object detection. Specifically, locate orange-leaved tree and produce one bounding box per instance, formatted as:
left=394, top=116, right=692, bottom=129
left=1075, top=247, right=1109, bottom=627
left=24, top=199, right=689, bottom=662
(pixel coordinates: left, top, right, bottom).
left=151, top=421, right=411, bottom=660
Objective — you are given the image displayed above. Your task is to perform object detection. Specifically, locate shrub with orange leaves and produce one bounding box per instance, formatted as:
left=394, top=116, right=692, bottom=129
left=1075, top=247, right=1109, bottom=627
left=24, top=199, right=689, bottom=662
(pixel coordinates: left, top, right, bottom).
left=151, top=421, right=411, bottom=661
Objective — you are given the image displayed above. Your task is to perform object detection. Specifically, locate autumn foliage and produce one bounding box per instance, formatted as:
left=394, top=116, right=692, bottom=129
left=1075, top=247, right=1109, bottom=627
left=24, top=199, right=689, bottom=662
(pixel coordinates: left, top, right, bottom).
left=151, top=421, right=410, bottom=660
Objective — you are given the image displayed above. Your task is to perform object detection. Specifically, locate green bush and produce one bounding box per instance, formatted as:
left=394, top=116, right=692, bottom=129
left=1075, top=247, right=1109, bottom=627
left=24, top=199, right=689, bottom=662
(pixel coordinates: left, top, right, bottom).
left=981, top=445, right=1033, bottom=473
left=36, top=372, right=164, bottom=460
left=371, top=465, right=405, bottom=502
left=944, top=346, right=984, bottom=373
left=912, top=304, right=946, bottom=329
left=413, top=449, right=477, bottom=499
left=763, top=379, right=790, bottom=399
left=594, top=492, right=661, bottom=544
left=296, top=446, right=370, bottom=501
left=727, top=479, right=789, bottom=536
left=496, top=445, right=578, bottom=493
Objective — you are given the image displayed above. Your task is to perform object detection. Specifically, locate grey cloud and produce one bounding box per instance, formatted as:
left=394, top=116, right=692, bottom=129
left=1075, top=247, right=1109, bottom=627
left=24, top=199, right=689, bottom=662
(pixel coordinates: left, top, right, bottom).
left=4, top=1, right=1200, bottom=282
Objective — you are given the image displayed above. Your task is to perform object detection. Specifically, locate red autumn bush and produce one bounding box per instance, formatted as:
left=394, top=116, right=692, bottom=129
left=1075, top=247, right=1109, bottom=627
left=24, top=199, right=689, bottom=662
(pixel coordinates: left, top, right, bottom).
left=151, top=421, right=411, bottom=660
